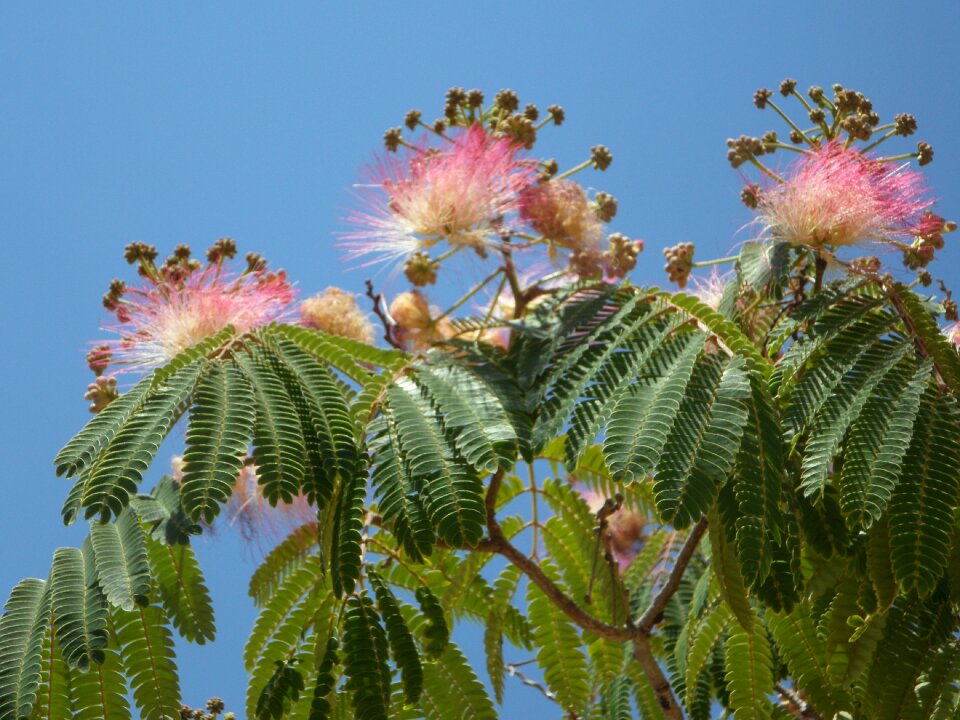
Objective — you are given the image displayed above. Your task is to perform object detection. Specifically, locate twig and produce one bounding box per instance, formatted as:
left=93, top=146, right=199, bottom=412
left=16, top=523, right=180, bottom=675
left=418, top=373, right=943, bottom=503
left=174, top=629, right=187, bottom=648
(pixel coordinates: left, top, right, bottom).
left=775, top=682, right=822, bottom=719
left=365, top=279, right=403, bottom=349
left=636, top=517, right=709, bottom=633
left=482, top=468, right=690, bottom=717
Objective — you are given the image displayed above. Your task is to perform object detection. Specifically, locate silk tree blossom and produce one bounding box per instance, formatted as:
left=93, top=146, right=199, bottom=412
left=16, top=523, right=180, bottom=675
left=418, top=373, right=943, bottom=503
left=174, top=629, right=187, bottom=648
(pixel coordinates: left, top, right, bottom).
left=342, top=124, right=535, bottom=265
left=171, top=458, right=315, bottom=546
left=945, top=322, right=960, bottom=348
left=101, top=251, right=295, bottom=374
left=300, top=287, right=375, bottom=344
left=227, top=465, right=315, bottom=544
left=518, top=179, right=604, bottom=253
left=688, top=270, right=733, bottom=310
left=757, top=142, right=937, bottom=249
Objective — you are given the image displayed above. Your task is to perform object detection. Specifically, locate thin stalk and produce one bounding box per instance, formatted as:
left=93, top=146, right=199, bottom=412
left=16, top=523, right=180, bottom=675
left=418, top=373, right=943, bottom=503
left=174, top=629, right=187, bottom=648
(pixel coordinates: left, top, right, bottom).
left=875, top=152, right=919, bottom=164
left=692, top=255, right=738, bottom=269
left=434, top=267, right=503, bottom=322
left=529, top=462, right=539, bottom=558
left=748, top=156, right=784, bottom=184
left=553, top=158, right=593, bottom=181
left=766, top=100, right=817, bottom=148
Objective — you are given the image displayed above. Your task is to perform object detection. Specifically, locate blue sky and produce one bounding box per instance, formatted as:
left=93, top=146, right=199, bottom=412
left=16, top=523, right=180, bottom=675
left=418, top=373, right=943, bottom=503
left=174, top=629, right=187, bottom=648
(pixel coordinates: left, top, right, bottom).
left=3, top=1, right=959, bottom=716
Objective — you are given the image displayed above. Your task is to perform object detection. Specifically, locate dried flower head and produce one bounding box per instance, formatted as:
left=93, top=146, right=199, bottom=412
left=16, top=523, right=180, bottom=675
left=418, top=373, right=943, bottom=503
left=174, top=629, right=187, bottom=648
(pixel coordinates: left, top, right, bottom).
left=576, top=486, right=646, bottom=572
left=388, top=290, right=451, bottom=351
left=100, top=248, right=295, bottom=373
left=757, top=142, right=935, bottom=249
left=519, top=180, right=604, bottom=252
left=343, top=125, right=535, bottom=265
left=300, top=287, right=375, bottom=344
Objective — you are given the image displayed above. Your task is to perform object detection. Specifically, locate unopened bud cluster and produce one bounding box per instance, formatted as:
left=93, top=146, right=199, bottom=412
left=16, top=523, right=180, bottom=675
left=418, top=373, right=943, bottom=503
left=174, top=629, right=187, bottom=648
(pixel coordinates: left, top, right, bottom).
left=663, top=242, right=695, bottom=288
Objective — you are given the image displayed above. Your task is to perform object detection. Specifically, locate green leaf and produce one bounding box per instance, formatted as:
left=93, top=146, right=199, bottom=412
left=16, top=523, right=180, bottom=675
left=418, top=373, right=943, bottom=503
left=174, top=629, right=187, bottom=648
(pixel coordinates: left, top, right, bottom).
left=331, top=471, right=365, bottom=597
left=248, top=523, right=319, bottom=608
left=367, top=570, right=422, bottom=705
left=111, top=604, right=180, bottom=720
left=729, top=372, right=787, bottom=588
left=48, top=547, right=107, bottom=671
left=0, top=579, right=50, bottom=720
left=605, top=332, right=704, bottom=484
left=414, top=587, right=448, bottom=660
left=267, top=335, right=360, bottom=507
left=307, top=636, right=339, bottom=720
left=413, top=356, right=517, bottom=473
left=71, top=645, right=129, bottom=720
left=54, top=375, right=154, bottom=480
left=80, top=361, right=203, bottom=522
left=385, top=379, right=484, bottom=548
left=29, top=630, right=74, bottom=720
left=272, top=325, right=408, bottom=383
left=657, top=290, right=770, bottom=373
left=889, top=388, right=960, bottom=596
left=235, top=350, right=307, bottom=505
left=737, top=239, right=791, bottom=293
left=130, top=475, right=201, bottom=546
left=180, top=360, right=255, bottom=523
left=767, top=608, right=851, bottom=716
left=891, top=284, right=960, bottom=397
left=723, top=626, right=774, bottom=720
left=369, top=414, right=435, bottom=561
left=526, top=559, right=590, bottom=715
left=799, top=339, right=912, bottom=499
left=684, top=601, right=730, bottom=711
left=256, top=658, right=306, bottom=720
left=342, top=595, right=391, bottom=720
left=89, top=509, right=151, bottom=612
left=419, top=642, right=495, bottom=720
left=145, top=537, right=215, bottom=644
left=244, top=562, right=322, bottom=672
left=839, top=360, right=931, bottom=532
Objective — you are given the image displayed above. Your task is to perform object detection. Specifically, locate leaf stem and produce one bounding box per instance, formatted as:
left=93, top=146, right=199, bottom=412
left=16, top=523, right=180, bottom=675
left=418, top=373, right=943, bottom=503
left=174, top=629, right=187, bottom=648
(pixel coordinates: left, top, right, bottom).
left=692, top=255, right=738, bottom=269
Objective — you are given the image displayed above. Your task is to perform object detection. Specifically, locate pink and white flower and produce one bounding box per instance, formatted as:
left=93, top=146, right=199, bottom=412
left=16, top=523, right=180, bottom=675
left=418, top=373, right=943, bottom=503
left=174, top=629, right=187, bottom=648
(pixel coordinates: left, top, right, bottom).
left=756, top=142, right=936, bottom=249
left=342, top=125, right=535, bottom=265
left=945, top=321, right=960, bottom=348
left=102, top=262, right=295, bottom=373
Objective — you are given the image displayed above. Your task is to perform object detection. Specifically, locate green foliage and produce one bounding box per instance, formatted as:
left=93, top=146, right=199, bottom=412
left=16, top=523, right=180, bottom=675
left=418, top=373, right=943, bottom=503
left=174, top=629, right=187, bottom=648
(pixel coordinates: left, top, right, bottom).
left=12, top=211, right=960, bottom=719
left=111, top=603, right=180, bottom=720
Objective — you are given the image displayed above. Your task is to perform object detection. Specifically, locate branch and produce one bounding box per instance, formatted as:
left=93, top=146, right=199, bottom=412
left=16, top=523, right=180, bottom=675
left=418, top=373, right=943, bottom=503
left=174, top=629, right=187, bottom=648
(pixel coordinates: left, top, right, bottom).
left=635, top=517, right=708, bottom=633
left=483, top=469, right=689, bottom=717
left=775, top=682, right=822, bottom=720
left=633, top=636, right=685, bottom=720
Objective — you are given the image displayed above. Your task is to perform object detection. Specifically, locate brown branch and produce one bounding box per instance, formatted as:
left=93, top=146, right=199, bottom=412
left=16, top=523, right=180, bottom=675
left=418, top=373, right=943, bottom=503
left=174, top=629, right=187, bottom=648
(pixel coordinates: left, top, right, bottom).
left=633, top=636, right=685, bottom=720
left=481, top=468, right=691, bottom=717
left=636, top=516, right=708, bottom=633
left=775, top=682, right=822, bottom=720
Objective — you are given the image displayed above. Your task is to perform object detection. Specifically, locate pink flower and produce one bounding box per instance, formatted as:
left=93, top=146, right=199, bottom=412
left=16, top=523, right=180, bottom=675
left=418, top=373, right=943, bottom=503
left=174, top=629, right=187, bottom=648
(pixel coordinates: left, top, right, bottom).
left=102, top=262, right=295, bottom=373
left=342, top=125, right=535, bottom=265
left=171, top=457, right=315, bottom=547
left=226, top=465, right=315, bottom=544
left=518, top=179, right=603, bottom=253
left=688, top=270, right=732, bottom=311
left=945, top=322, right=960, bottom=348
left=757, top=142, right=936, bottom=249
